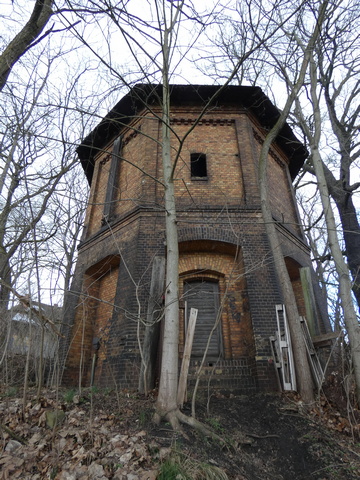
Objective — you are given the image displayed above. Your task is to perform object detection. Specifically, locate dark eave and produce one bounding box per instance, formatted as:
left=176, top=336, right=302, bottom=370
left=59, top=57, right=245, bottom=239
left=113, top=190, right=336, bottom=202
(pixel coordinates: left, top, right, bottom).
left=77, top=84, right=307, bottom=184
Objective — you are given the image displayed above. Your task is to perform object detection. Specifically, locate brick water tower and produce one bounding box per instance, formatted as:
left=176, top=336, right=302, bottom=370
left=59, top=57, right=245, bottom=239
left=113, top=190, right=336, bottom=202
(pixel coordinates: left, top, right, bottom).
left=61, top=84, right=330, bottom=393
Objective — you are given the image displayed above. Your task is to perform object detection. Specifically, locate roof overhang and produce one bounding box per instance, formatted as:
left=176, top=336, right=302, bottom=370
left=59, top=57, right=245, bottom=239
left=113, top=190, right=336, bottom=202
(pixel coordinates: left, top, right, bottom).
left=77, top=84, right=307, bottom=184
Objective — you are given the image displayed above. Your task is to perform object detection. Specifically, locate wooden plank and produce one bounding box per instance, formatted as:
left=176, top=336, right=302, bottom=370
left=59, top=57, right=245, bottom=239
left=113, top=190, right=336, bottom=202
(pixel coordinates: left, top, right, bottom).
left=313, top=331, right=343, bottom=344
left=177, top=308, right=198, bottom=408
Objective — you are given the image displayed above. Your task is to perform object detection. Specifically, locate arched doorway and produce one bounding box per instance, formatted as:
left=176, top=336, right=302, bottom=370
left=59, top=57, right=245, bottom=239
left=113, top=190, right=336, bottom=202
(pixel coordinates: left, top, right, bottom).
left=184, top=280, right=223, bottom=359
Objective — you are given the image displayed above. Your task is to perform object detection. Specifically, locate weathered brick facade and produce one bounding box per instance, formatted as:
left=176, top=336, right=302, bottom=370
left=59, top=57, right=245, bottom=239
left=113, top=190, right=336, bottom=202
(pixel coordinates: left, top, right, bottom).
left=60, top=85, right=330, bottom=393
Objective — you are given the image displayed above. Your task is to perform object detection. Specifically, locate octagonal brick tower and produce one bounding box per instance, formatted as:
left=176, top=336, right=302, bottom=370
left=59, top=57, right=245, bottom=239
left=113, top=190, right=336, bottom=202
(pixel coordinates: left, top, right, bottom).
left=60, top=84, right=330, bottom=393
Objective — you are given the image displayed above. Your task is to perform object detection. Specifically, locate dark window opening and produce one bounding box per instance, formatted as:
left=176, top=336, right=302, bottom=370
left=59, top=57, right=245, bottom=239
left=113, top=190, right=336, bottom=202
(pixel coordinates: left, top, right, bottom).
left=190, top=153, right=207, bottom=178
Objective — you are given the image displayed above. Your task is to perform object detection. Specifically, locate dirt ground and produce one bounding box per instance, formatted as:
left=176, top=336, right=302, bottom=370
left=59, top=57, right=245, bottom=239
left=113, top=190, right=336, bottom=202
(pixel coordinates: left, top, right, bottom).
left=1, top=386, right=360, bottom=479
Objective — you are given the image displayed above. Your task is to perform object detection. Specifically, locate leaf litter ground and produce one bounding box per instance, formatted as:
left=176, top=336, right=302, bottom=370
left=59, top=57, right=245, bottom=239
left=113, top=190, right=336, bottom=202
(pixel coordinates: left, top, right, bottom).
left=0, top=387, right=359, bottom=479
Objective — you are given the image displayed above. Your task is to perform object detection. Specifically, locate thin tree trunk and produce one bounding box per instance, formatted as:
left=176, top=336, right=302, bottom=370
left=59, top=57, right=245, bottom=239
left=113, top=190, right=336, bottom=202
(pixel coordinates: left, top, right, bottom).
left=325, top=179, right=360, bottom=312
left=259, top=162, right=314, bottom=404
left=296, top=46, right=360, bottom=402
left=22, top=311, right=33, bottom=418
left=311, top=149, right=360, bottom=401
left=155, top=55, right=180, bottom=422
left=321, top=67, right=360, bottom=312
left=36, top=325, right=45, bottom=400
left=256, top=1, right=331, bottom=404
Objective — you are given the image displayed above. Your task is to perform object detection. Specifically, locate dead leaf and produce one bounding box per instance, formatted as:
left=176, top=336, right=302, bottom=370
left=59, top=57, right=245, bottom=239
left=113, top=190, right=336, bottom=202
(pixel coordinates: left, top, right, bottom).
left=139, top=471, right=158, bottom=480
left=28, top=432, right=43, bottom=445
left=88, top=462, right=107, bottom=479
left=5, top=439, right=22, bottom=453
left=46, top=409, right=65, bottom=428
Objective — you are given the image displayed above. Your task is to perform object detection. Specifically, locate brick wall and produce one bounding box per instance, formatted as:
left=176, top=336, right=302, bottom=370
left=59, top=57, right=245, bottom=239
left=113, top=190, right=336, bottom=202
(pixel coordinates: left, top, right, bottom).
left=62, top=255, right=120, bottom=385
left=171, top=118, right=244, bottom=206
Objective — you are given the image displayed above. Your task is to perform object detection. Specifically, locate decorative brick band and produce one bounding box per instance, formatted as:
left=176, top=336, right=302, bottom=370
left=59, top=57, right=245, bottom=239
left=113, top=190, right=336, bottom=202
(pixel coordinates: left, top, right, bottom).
left=123, top=129, right=138, bottom=145
left=170, top=118, right=235, bottom=126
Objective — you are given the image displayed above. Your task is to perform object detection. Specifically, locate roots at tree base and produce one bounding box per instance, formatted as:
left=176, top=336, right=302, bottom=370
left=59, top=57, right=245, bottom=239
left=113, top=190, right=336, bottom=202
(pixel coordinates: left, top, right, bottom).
left=153, top=408, right=225, bottom=443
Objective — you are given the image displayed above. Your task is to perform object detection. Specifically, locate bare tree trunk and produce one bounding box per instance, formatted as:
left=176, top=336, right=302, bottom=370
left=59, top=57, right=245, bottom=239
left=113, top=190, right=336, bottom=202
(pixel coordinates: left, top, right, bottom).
left=259, top=195, right=314, bottom=403
left=0, top=0, right=53, bottom=91
left=311, top=148, right=360, bottom=401
left=22, top=308, right=33, bottom=418
left=155, top=42, right=181, bottom=423
left=259, top=135, right=314, bottom=402
left=323, top=166, right=360, bottom=312
left=320, top=52, right=360, bottom=312
left=36, top=325, right=45, bottom=400
left=305, top=53, right=360, bottom=403
left=256, top=1, right=331, bottom=404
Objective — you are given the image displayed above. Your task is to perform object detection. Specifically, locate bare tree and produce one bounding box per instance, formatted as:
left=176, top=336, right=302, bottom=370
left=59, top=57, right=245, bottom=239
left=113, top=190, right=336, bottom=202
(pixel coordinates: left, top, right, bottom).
left=63, top=0, right=229, bottom=429
left=0, top=32, right=104, bottom=395
left=44, top=167, right=88, bottom=297
left=0, top=51, right=78, bottom=313
left=207, top=0, right=333, bottom=403
left=257, top=1, right=331, bottom=405
left=308, top=1, right=360, bottom=311
left=262, top=0, right=360, bottom=402
left=296, top=190, right=332, bottom=311
left=256, top=0, right=360, bottom=402
left=292, top=48, right=360, bottom=402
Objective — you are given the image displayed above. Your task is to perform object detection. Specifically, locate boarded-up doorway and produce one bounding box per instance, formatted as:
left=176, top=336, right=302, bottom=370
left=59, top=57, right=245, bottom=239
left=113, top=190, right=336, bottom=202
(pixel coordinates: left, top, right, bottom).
left=184, top=280, right=222, bottom=359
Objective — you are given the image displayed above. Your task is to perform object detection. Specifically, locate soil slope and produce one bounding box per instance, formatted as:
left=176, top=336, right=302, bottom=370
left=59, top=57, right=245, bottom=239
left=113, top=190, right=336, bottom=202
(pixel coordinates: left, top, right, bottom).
left=0, top=388, right=359, bottom=479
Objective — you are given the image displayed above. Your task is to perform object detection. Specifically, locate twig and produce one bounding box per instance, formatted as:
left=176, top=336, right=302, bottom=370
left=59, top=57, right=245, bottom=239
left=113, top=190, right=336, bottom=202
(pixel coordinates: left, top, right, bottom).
left=0, top=423, right=28, bottom=445
left=245, top=433, right=280, bottom=439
